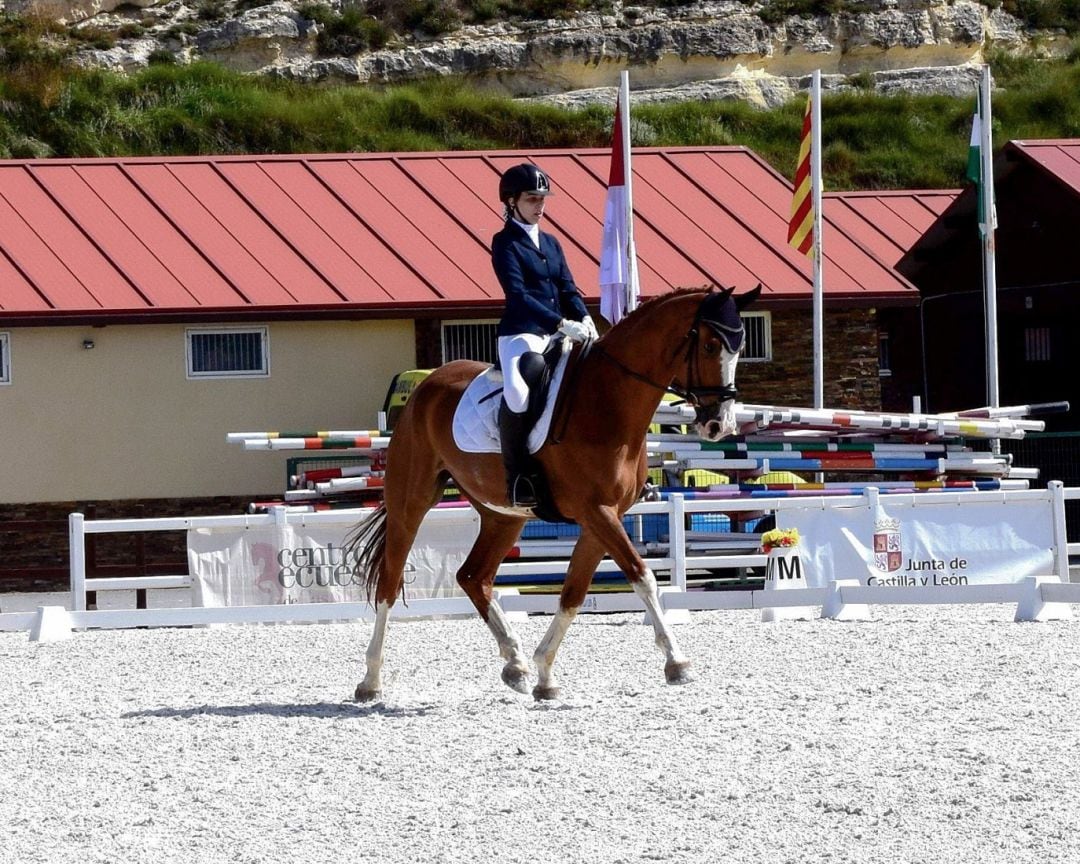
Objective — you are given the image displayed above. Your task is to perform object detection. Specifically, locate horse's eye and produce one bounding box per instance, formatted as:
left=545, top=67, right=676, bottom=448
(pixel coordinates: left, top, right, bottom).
left=704, top=341, right=717, bottom=356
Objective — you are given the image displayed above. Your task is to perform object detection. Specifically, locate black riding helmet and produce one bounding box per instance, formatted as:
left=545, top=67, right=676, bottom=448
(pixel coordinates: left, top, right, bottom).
left=498, top=163, right=553, bottom=204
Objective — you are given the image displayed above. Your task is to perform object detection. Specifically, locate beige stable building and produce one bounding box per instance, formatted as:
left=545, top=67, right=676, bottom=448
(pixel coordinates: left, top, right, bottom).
left=0, top=321, right=411, bottom=503
left=0, top=147, right=931, bottom=513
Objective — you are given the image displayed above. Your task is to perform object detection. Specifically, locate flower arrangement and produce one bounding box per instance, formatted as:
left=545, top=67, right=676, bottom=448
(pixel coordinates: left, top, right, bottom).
left=760, top=527, right=800, bottom=554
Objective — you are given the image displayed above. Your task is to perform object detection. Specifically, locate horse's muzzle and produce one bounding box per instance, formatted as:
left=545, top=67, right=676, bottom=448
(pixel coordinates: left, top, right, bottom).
left=694, top=399, right=738, bottom=441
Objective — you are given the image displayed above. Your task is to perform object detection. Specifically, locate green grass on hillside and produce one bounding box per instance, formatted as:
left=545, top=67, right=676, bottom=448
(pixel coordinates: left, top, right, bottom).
left=4, top=16, right=1080, bottom=191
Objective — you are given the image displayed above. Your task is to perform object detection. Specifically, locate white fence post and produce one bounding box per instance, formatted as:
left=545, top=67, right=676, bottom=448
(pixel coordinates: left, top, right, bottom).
left=69, top=512, right=87, bottom=613
left=669, top=493, right=687, bottom=591
left=1049, top=481, right=1070, bottom=583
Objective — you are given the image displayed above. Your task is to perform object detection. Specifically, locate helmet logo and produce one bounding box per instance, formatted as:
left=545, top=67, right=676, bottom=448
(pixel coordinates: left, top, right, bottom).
left=534, top=171, right=549, bottom=193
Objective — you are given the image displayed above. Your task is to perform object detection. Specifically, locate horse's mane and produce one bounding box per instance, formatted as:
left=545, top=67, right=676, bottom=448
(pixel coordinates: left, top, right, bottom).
left=613, top=285, right=715, bottom=329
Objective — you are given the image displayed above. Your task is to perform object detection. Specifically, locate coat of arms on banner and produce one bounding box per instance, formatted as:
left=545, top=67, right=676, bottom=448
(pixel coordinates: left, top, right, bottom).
left=872, top=517, right=902, bottom=572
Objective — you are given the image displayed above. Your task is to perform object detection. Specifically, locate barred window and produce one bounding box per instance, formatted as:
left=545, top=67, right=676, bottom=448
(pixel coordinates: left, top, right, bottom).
left=740, top=312, right=770, bottom=362
left=1024, top=326, right=1051, bottom=363
left=442, top=319, right=498, bottom=364
left=441, top=315, right=770, bottom=363
left=0, top=332, right=9, bottom=384
left=878, top=331, right=892, bottom=377
left=186, top=327, right=269, bottom=378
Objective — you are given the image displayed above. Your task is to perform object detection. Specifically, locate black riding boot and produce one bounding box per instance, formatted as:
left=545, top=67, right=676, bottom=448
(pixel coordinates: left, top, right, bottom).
left=498, top=401, right=538, bottom=508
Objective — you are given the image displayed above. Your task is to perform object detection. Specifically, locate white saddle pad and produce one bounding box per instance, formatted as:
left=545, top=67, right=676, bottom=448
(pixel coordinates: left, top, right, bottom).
left=452, top=347, right=572, bottom=454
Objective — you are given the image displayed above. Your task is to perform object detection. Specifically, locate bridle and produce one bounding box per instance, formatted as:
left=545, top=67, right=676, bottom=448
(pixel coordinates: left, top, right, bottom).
left=594, top=293, right=743, bottom=414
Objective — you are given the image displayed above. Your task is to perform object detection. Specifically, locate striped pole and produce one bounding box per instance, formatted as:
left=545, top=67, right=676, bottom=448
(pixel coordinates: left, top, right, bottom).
left=243, top=436, right=391, bottom=451
left=227, top=430, right=387, bottom=442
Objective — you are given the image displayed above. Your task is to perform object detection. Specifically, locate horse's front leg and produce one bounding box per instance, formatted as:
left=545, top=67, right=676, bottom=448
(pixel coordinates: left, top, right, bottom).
left=632, top=566, right=692, bottom=684
left=533, top=533, right=605, bottom=700
left=578, top=507, right=692, bottom=686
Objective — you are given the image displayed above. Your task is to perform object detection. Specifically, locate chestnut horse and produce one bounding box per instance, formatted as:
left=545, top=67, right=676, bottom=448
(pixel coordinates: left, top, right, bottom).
left=347, top=284, right=760, bottom=701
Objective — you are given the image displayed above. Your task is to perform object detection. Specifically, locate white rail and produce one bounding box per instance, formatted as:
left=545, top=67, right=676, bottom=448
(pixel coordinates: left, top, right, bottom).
left=2, top=483, right=1078, bottom=637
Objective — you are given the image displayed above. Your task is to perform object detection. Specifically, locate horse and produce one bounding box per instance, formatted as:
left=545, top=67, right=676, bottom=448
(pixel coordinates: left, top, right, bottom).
left=346, top=284, right=761, bottom=701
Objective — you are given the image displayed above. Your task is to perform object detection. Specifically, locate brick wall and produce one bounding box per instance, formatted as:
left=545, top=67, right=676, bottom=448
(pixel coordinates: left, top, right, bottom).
left=0, top=497, right=257, bottom=592
left=738, top=308, right=882, bottom=410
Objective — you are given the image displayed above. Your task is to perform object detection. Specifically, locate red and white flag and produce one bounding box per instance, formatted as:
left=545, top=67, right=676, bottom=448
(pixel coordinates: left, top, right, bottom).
left=599, top=86, right=638, bottom=324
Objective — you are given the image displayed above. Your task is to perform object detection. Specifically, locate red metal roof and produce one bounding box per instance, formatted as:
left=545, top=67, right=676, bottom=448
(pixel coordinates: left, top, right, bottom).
left=825, top=189, right=959, bottom=268
left=1007, top=140, right=1080, bottom=198
left=0, top=148, right=919, bottom=324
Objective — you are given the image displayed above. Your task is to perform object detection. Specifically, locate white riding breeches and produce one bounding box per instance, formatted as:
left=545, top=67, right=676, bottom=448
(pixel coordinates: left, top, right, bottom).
left=498, top=333, right=552, bottom=414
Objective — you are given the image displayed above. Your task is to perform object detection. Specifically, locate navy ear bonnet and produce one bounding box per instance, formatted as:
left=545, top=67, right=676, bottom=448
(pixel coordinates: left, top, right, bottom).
left=699, top=289, right=745, bottom=354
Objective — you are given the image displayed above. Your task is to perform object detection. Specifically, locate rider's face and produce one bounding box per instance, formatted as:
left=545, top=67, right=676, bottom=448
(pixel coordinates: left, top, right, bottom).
left=513, top=193, right=547, bottom=225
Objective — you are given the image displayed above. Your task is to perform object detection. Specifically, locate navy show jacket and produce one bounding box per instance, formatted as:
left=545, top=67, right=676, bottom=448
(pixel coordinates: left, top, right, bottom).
left=492, top=221, right=589, bottom=337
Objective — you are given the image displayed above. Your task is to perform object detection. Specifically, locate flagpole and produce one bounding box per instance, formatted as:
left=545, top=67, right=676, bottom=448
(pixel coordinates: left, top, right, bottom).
left=619, top=70, right=639, bottom=314
left=979, top=64, right=999, bottom=412
left=810, top=69, right=824, bottom=410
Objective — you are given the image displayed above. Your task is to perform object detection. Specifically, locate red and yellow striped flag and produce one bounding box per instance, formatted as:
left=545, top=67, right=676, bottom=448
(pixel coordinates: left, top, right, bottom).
left=787, top=93, right=814, bottom=257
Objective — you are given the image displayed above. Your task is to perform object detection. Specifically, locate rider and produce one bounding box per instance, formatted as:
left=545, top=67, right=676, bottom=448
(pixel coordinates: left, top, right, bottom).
left=493, top=163, right=598, bottom=508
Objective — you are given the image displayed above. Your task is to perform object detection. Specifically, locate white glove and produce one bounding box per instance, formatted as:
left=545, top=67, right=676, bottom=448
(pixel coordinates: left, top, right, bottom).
left=558, top=318, right=590, bottom=343
left=582, top=315, right=599, bottom=340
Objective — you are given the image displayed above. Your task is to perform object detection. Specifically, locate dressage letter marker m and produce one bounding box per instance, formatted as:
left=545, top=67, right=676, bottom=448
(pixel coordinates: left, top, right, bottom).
left=766, top=554, right=803, bottom=581
left=760, top=548, right=813, bottom=622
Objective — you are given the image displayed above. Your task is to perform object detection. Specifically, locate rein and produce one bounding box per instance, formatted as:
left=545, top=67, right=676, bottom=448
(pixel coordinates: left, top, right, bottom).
left=549, top=338, right=595, bottom=445
left=591, top=303, right=740, bottom=408
left=551, top=291, right=742, bottom=442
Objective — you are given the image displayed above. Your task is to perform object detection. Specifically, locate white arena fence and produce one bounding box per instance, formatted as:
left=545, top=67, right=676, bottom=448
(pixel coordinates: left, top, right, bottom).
left=3, top=483, right=1080, bottom=639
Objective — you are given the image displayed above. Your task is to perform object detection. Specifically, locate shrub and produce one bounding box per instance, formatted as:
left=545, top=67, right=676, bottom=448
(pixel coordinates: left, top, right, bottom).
left=759, top=0, right=848, bottom=24
left=310, top=6, right=393, bottom=55
left=165, top=21, right=203, bottom=38
left=1001, top=0, right=1080, bottom=32
left=400, top=0, right=462, bottom=34
left=68, top=26, right=118, bottom=49
left=147, top=48, right=177, bottom=65
left=507, top=0, right=588, bottom=19
left=196, top=0, right=227, bottom=20
left=462, top=0, right=504, bottom=22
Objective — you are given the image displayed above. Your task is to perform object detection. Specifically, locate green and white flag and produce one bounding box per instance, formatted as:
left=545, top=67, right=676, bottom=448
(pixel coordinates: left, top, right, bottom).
left=966, top=101, right=981, bottom=185
left=967, top=92, right=997, bottom=235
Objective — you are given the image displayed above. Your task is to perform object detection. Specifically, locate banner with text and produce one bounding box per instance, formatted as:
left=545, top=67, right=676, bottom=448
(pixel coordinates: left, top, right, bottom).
left=778, top=496, right=1055, bottom=588
left=188, top=511, right=479, bottom=607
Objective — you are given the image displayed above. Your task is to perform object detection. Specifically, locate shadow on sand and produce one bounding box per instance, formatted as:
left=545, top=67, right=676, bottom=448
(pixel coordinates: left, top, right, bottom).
left=122, top=701, right=438, bottom=720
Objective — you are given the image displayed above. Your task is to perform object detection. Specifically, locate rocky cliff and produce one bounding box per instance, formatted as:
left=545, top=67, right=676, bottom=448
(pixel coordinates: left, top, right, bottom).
left=4, top=0, right=1062, bottom=107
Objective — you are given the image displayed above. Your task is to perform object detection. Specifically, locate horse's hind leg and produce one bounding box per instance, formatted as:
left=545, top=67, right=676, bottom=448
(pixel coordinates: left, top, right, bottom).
left=354, top=468, right=448, bottom=703
left=455, top=511, right=530, bottom=693
left=356, top=596, right=392, bottom=702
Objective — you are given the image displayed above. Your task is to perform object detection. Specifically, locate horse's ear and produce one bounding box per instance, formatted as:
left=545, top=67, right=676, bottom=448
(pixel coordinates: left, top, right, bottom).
left=716, top=284, right=734, bottom=300
left=735, top=282, right=762, bottom=311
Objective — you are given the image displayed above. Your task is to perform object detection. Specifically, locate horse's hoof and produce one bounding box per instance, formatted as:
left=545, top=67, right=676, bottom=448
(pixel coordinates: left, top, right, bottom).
left=354, top=685, right=381, bottom=703
left=665, top=660, right=693, bottom=685
left=532, top=684, right=561, bottom=701
left=501, top=664, right=530, bottom=694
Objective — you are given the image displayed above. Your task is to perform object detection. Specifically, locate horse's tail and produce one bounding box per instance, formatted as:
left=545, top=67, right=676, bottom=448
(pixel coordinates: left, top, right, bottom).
left=343, top=503, right=389, bottom=604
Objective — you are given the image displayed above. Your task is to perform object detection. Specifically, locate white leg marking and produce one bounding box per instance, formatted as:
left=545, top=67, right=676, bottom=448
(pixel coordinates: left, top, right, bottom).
left=533, top=606, right=577, bottom=692
left=486, top=600, right=527, bottom=665
left=632, top=568, right=688, bottom=668
left=487, top=599, right=531, bottom=693
left=358, top=600, right=391, bottom=696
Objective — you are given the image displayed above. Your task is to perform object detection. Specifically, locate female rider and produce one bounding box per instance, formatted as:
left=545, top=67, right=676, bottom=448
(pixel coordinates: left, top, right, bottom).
left=492, top=163, right=598, bottom=507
